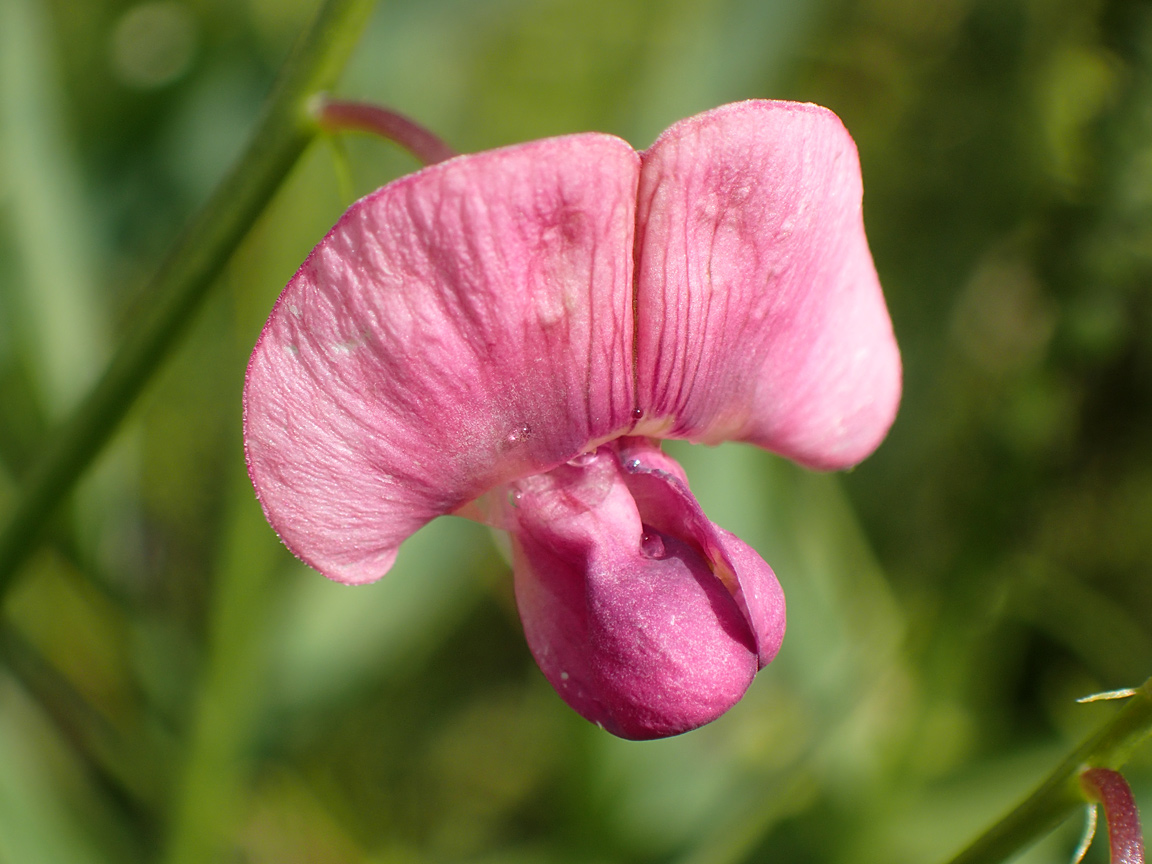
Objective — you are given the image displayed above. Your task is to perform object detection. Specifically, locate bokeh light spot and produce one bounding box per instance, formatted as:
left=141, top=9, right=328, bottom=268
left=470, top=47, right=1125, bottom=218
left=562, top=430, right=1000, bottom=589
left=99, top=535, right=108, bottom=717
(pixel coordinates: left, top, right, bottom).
left=109, top=1, right=197, bottom=90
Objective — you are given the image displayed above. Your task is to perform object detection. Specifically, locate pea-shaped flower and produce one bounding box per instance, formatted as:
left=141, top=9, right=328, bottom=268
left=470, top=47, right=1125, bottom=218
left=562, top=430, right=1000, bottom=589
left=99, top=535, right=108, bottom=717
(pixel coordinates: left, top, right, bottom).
left=243, top=100, right=901, bottom=739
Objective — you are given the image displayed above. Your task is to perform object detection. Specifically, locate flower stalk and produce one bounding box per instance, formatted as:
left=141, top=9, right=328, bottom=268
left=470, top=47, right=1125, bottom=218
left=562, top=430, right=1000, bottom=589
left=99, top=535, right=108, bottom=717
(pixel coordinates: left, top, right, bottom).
left=0, top=0, right=377, bottom=594
left=1080, top=768, right=1145, bottom=864
left=943, top=678, right=1152, bottom=864
left=313, top=96, right=457, bottom=165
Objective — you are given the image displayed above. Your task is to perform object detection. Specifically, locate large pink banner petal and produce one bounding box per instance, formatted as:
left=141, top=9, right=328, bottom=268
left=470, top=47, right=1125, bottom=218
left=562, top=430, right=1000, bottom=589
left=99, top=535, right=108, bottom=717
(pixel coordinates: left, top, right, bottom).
left=244, top=135, right=640, bottom=584
left=634, top=100, right=901, bottom=470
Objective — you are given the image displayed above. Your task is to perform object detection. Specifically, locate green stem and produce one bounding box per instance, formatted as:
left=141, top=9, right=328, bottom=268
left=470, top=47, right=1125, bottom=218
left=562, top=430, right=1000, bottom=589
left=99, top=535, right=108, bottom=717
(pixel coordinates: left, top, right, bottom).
left=943, top=678, right=1152, bottom=864
left=160, top=457, right=285, bottom=864
left=0, top=0, right=377, bottom=594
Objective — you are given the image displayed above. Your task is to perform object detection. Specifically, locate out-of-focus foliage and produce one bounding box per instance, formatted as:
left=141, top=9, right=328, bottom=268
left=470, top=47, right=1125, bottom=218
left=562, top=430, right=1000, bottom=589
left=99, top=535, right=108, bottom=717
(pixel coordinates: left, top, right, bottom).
left=0, top=0, right=1149, bottom=862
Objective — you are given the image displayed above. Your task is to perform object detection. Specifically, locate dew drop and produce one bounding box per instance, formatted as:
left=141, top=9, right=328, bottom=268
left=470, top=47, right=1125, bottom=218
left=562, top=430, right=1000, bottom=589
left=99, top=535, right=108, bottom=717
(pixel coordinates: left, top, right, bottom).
left=567, top=451, right=596, bottom=467
left=560, top=671, right=570, bottom=681
left=508, top=489, right=523, bottom=508
left=626, top=459, right=642, bottom=471
left=506, top=424, right=531, bottom=446
left=632, top=407, right=643, bottom=419
left=640, top=529, right=665, bottom=559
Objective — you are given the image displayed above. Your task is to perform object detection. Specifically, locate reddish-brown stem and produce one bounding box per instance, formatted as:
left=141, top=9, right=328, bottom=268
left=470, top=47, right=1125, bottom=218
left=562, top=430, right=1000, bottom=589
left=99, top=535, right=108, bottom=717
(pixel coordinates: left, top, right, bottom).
left=313, top=96, right=457, bottom=165
left=1081, top=768, right=1146, bottom=864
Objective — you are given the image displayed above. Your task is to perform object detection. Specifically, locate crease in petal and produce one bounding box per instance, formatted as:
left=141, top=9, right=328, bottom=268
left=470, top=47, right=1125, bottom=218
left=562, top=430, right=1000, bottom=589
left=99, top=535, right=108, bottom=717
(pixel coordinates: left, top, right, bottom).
left=507, top=442, right=784, bottom=739
left=634, top=99, right=902, bottom=470
left=243, top=135, right=641, bottom=584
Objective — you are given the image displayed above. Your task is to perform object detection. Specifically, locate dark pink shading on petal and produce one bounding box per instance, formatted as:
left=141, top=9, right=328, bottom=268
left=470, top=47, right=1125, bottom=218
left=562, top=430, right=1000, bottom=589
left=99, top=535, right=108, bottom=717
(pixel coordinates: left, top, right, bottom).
left=717, top=527, right=786, bottom=668
left=243, top=135, right=640, bottom=584
left=508, top=443, right=783, bottom=739
left=634, top=100, right=901, bottom=470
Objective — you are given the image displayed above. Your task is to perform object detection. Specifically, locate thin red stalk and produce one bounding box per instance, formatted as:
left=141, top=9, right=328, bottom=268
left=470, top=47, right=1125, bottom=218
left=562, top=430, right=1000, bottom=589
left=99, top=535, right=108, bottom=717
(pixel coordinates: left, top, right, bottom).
left=1081, top=768, right=1145, bottom=864
left=314, top=97, right=457, bottom=165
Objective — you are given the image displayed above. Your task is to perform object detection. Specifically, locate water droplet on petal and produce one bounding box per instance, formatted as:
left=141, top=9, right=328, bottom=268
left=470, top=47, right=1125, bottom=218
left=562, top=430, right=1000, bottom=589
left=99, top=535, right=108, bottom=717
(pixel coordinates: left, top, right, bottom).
left=567, top=451, right=596, bottom=467
left=508, top=489, right=523, bottom=508
left=640, top=529, right=665, bottom=559
left=506, top=424, right=531, bottom=446
left=632, top=407, right=643, bottom=419
left=626, top=459, right=642, bottom=471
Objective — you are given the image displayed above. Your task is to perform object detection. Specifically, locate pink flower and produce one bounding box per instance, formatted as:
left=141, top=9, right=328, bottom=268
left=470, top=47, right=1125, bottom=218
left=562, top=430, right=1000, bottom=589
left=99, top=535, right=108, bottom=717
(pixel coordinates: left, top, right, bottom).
left=243, top=100, right=901, bottom=739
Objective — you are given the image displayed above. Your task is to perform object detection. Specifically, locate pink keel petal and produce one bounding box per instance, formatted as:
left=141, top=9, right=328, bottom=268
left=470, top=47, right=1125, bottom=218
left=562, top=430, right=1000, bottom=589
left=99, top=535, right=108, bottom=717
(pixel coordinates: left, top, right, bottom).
left=616, top=437, right=785, bottom=667
left=243, top=135, right=640, bottom=584
left=635, top=100, right=902, bottom=470
left=508, top=444, right=784, bottom=740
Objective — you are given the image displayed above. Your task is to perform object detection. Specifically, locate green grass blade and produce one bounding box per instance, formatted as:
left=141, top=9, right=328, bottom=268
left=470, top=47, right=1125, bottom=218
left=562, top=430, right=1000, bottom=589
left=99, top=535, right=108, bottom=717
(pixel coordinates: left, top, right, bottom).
left=0, top=0, right=377, bottom=593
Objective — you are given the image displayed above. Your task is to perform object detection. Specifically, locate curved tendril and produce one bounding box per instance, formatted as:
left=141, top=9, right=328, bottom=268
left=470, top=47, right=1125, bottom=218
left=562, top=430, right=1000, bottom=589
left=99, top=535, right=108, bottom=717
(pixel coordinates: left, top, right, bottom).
left=1070, top=805, right=1098, bottom=864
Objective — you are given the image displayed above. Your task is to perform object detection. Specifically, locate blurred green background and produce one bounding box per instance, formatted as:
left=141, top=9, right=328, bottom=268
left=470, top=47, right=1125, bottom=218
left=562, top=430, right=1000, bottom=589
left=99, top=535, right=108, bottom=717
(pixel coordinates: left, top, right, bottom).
left=0, top=0, right=1150, bottom=861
